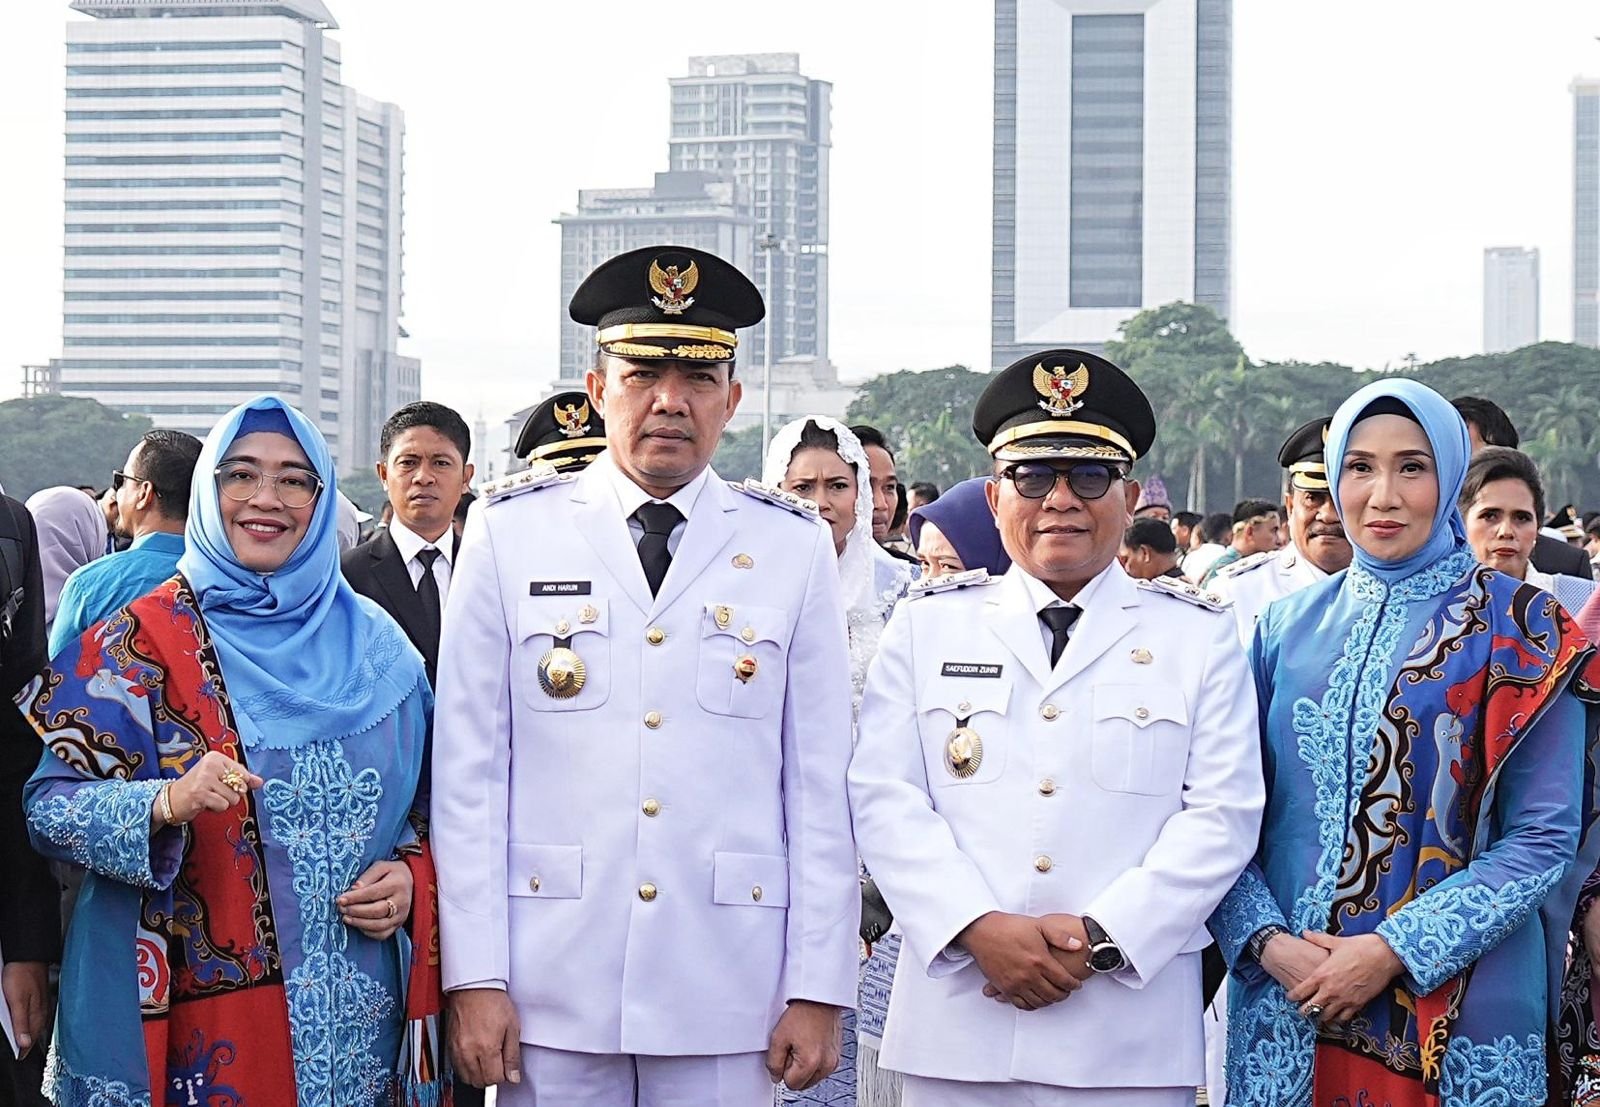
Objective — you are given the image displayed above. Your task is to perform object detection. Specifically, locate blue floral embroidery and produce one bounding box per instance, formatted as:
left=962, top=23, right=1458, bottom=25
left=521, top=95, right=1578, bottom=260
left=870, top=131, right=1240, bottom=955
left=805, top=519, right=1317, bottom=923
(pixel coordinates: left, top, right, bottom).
left=43, top=1043, right=149, bottom=1107
left=1438, top=1032, right=1544, bottom=1106
left=27, top=779, right=166, bottom=889
left=1376, top=864, right=1564, bottom=995
left=263, top=741, right=391, bottom=1107
left=1210, top=866, right=1286, bottom=967
left=1225, top=987, right=1313, bottom=1107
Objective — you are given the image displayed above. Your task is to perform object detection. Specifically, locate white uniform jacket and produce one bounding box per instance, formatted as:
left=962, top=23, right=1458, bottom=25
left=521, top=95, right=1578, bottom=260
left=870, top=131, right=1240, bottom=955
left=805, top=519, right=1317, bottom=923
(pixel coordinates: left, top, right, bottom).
left=431, top=455, right=860, bottom=1057
left=847, top=563, right=1264, bottom=1089
left=1209, top=544, right=1328, bottom=648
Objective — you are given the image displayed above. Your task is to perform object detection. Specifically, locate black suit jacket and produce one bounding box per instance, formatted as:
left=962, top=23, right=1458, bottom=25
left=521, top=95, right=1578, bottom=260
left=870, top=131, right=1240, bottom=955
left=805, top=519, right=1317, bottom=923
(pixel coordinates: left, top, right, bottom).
left=1532, top=533, right=1594, bottom=580
left=341, top=529, right=458, bottom=689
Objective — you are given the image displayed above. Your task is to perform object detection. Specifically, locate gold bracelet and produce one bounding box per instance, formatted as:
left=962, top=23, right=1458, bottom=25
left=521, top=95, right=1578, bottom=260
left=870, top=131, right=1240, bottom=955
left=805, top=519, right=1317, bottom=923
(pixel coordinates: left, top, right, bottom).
left=159, top=782, right=177, bottom=826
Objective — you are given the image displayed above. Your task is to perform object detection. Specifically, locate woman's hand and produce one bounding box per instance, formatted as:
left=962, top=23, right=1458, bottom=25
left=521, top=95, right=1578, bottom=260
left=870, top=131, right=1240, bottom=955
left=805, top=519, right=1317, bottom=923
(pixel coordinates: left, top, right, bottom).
left=161, top=750, right=264, bottom=826
left=339, top=858, right=413, bottom=941
left=1258, top=932, right=1330, bottom=993
left=1286, top=931, right=1404, bottom=1026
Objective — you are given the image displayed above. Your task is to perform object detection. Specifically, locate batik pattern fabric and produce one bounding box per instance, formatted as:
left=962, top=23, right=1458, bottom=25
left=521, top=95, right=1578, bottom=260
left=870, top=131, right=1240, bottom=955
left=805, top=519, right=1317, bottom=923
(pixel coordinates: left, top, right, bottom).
left=1555, top=651, right=1600, bottom=1107
left=22, top=577, right=431, bottom=1107
left=1211, top=557, right=1593, bottom=1107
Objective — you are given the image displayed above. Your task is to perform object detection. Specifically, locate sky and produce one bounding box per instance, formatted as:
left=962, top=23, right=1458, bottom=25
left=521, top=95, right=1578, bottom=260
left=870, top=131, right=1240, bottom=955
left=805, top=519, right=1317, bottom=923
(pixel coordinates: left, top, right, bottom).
left=1, top=0, right=1597, bottom=453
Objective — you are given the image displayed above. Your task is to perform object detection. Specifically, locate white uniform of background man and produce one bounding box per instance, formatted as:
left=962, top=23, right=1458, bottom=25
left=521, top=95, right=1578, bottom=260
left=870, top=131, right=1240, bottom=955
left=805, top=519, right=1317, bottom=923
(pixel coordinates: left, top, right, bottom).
left=849, top=349, right=1264, bottom=1106
left=431, top=246, right=858, bottom=1107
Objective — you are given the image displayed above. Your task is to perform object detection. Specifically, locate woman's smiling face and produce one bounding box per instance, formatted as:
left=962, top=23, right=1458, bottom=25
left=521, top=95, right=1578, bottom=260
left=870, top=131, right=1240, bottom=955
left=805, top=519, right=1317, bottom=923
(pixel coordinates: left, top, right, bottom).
left=216, top=431, right=321, bottom=574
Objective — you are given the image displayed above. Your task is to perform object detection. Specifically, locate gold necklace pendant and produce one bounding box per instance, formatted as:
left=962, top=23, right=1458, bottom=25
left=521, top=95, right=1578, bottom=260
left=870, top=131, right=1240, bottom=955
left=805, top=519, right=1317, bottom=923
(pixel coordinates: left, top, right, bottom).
left=945, top=726, right=983, bottom=779
left=538, top=646, right=587, bottom=699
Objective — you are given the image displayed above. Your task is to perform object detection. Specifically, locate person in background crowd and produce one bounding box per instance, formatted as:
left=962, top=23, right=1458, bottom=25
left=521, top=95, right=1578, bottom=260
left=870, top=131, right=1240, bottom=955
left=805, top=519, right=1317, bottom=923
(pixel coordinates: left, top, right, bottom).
left=907, top=476, right=1011, bottom=581
left=50, top=429, right=201, bottom=656
left=453, top=490, right=475, bottom=539
left=24, top=488, right=106, bottom=644
left=342, top=401, right=475, bottom=693
left=22, top=395, right=440, bottom=1107
left=852, top=425, right=902, bottom=545
left=1118, top=516, right=1185, bottom=580
left=883, top=482, right=915, bottom=557
left=1452, top=395, right=1594, bottom=580
left=1133, top=475, right=1171, bottom=521
left=334, top=490, right=365, bottom=554
left=1460, top=447, right=1597, bottom=615
left=1184, top=512, right=1234, bottom=584
left=767, top=415, right=912, bottom=1107
left=513, top=390, right=609, bottom=473
left=0, top=491, right=58, bottom=1107
left=93, top=488, right=122, bottom=555
left=434, top=246, right=857, bottom=1106
left=1585, top=515, right=1600, bottom=573
left=1171, top=511, right=1201, bottom=555
left=850, top=349, right=1263, bottom=1106
left=1198, top=499, right=1280, bottom=586
left=1213, top=380, right=1591, bottom=1106
left=907, top=482, right=940, bottom=512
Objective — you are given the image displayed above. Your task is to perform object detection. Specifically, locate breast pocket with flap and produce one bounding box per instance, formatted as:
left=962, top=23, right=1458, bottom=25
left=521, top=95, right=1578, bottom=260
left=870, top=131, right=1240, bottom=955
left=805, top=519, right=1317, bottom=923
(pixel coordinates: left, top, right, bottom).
left=917, top=673, right=1013, bottom=787
left=695, top=603, right=790, bottom=719
left=1090, top=684, right=1190, bottom=796
left=516, top=596, right=611, bottom=712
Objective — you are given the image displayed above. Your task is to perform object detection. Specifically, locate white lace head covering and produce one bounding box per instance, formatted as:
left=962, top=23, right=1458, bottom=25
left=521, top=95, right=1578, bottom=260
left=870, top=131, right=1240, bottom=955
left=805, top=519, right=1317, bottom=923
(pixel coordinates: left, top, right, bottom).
left=762, top=416, right=876, bottom=618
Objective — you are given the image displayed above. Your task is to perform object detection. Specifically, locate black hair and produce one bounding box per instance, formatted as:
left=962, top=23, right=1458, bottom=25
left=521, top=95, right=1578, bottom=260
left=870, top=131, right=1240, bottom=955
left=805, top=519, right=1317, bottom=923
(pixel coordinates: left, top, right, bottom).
left=1173, top=510, right=1202, bottom=530
left=1459, top=446, right=1545, bottom=523
left=892, top=481, right=908, bottom=530
left=135, top=429, right=202, bottom=519
left=453, top=489, right=476, bottom=524
left=379, top=401, right=471, bottom=462
left=1231, top=499, right=1278, bottom=526
left=1450, top=396, right=1519, bottom=449
left=1198, top=512, right=1234, bottom=545
left=1585, top=515, right=1600, bottom=541
left=1124, top=517, right=1177, bottom=555
left=795, top=420, right=842, bottom=456
left=910, top=481, right=940, bottom=503
left=849, top=424, right=893, bottom=460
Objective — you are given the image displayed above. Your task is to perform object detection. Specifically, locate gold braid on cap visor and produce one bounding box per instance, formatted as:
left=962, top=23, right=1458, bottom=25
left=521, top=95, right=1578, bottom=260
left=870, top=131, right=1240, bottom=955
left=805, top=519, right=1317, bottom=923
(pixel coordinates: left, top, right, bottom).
left=987, top=419, right=1136, bottom=461
left=598, top=323, right=737, bottom=361
left=1288, top=461, right=1330, bottom=491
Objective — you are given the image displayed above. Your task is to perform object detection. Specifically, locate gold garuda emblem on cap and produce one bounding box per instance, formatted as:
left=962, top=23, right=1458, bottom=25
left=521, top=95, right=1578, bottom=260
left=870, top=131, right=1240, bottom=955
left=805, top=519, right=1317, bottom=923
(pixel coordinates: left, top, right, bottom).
left=1033, top=362, right=1090, bottom=418
left=553, top=399, right=591, bottom=439
left=649, top=258, right=699, bottom=315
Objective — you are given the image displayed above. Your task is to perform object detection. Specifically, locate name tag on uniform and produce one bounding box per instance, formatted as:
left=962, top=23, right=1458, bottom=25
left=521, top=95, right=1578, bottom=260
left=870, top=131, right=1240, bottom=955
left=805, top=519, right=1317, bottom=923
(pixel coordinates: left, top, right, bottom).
left=530, top=581, right=591, bottom=596
left=940, top=662, right=1003, bottom=678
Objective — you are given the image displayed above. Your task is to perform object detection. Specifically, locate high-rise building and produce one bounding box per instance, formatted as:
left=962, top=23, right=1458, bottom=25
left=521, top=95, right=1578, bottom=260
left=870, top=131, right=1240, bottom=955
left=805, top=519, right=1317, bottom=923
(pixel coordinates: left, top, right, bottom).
left=1575, top=78, right=1600, bottom=347
left=992, top=0, right=1232, bottom=367
left=60, top=0, right=413, bottom=471
left=668, top=54, right=831, bottom=371
left=553, top=170, right=756, bottom=388
left=1483, top=247, right=1539, bottom=354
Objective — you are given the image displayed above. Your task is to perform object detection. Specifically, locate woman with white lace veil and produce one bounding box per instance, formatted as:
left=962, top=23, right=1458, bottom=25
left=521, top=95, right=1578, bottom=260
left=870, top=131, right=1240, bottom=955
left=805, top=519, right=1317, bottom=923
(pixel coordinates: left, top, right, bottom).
left=764, top=416, right=911, bottom=1107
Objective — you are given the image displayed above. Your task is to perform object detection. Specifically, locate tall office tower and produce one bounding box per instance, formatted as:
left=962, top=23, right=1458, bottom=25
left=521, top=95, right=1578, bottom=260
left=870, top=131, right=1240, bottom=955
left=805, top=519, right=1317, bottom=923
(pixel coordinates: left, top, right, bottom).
left=1483, top=247, right=1540, bottom=354
left=553, top=171, right=756, bottom=388
left=1576, top=79, right=1600, bottom=347
left=61, top=0, right=412, bottom=471
left=992, top=0, right=1232, bottom=367
left=668, top=54, right=831, bottom=371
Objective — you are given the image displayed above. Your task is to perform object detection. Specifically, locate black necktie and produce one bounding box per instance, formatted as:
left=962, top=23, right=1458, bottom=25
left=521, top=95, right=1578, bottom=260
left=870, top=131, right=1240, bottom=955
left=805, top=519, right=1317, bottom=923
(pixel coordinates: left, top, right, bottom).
left=1039, top=605, right=1081, bottom=667
left=634, top=502, right=682, bottom=597
left=414, top=547, right=442, bottom=658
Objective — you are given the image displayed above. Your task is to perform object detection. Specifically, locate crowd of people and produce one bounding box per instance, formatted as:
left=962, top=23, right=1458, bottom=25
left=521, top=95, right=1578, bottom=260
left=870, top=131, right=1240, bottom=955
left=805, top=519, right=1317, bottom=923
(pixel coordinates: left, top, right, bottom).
left=2, top=241, right=1600, bottom=1107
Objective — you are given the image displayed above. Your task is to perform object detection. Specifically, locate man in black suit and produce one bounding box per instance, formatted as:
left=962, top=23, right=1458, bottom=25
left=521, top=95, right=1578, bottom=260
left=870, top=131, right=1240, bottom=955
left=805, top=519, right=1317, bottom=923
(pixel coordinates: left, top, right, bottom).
left=0, top=494, right=61, bottom=1106
left=342, top=402, right=475, bottom=689
left=1452, top=395, right=1594, bottom=580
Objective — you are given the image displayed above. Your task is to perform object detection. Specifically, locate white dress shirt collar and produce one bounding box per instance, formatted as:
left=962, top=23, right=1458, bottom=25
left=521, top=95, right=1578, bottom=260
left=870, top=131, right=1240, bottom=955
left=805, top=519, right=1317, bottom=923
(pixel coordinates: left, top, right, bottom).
left=600, top=451, right=711, bottom=525
left=388, top=516, right=454, bottom=567
left=1016, top=558, right=1117, bottom=614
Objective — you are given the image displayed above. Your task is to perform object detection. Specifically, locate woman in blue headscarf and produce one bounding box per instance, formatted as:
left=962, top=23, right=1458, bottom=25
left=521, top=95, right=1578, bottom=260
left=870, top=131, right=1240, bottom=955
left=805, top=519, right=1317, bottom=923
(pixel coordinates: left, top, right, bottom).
left=1210, top=379, right=1596, bottom=1106
left=907, top=476, right=1011, bottom=580
left=21, top=397, right=443, bottom=1106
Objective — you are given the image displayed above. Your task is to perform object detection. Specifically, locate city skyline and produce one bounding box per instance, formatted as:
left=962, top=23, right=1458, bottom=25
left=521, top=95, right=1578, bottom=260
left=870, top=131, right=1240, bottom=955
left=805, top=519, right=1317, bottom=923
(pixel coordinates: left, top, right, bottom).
left=3, top=2, right=1599, bottom=459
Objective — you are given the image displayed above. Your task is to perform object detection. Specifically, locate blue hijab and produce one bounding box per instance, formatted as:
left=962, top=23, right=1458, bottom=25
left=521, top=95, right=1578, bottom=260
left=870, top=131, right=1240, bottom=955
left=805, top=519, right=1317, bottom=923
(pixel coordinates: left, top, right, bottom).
left=1324, top=378, right=1471, bottom=584
left=907, top=477, right=1012, bottom=576
left=177, top=396, right=424, bottom=750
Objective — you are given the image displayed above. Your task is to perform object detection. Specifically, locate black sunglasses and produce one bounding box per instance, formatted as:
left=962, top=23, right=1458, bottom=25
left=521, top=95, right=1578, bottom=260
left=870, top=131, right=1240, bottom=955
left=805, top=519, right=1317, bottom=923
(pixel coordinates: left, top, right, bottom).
left=1001, top=460, right=1126, bottom=502
left=110, top=470, right=146, bottom=492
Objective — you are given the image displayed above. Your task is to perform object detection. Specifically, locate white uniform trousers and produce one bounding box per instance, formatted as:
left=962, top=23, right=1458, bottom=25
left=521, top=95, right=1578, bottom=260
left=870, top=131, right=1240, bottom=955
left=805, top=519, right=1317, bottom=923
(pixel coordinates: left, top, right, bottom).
left=494, top=1045, right=773, bottom=1107
left=901, top=1076, right=1193, bottom=1107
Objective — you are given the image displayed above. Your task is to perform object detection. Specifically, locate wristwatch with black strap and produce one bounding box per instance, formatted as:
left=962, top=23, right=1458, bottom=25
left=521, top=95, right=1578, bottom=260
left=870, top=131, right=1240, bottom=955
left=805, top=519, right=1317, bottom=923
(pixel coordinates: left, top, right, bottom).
left=1081, top=915, right=1127, bottom=974
left=1246, top=923, right=1289, bottom=964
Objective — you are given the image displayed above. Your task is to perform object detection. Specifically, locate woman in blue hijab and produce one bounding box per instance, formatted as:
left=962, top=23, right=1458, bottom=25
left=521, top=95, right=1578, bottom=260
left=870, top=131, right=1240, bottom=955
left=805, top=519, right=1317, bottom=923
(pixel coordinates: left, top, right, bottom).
left=1210, top=379, right=1595, bottom=1106
left=22, top=397, right=443, bottom=1106
left=907, top=477, right=1011, bottom=579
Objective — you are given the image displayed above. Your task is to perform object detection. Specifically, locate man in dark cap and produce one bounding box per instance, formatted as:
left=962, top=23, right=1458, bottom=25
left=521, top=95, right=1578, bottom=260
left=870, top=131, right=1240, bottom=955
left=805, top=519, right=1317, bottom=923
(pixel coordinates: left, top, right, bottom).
left=513, top=391, right=608, bottom=473
left=432, top=246, right=858, bottom=1106
left=849, top=349, right=1264, bottom=1106
left=1210, top=417, right=1353, bottom=648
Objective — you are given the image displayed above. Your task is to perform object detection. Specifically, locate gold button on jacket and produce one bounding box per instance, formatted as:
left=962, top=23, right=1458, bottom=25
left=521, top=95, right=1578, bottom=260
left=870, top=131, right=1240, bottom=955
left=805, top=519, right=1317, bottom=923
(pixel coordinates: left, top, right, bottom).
left=638, top=882, right=658, bottom=902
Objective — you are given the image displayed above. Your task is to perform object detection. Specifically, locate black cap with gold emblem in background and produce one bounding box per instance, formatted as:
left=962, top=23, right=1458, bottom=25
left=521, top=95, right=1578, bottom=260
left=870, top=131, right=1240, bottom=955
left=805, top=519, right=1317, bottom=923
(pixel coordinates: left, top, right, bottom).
left=569, top=245, right=765, bottom=366
left=973, top=349, right=1156, bottom=464
left=515, top=390, right=608, bottom=472
left=1278, top=417, right=1332, bottom=491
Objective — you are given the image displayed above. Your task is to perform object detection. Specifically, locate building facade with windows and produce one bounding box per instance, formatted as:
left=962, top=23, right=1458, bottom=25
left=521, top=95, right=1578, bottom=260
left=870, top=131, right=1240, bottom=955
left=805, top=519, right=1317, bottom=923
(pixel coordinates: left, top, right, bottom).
left=992, top=0, right=1232, bottom=367
left=59, top=0, right=413, bottom=471
left=1483, top=246, right=1539, bottom=354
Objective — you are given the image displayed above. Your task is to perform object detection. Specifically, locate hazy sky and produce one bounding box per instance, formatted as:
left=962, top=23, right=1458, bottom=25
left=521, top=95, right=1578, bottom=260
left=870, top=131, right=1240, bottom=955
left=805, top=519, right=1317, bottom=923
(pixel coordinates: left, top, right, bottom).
left=2, top=1, right=1597, bottom=455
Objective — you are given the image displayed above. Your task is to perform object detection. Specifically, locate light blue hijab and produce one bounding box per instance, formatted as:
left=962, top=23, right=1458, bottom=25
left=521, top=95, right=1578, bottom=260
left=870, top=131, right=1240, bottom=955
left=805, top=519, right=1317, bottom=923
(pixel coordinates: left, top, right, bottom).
left=177, top=395, right=424, bottom=750
left=1324, top=378, right=1471, bottom=584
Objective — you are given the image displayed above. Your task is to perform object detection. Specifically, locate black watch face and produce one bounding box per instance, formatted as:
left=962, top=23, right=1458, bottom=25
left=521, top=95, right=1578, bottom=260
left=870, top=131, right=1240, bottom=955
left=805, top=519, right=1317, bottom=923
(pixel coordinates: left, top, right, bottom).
left=1089, top=945, right=1124, bottom=973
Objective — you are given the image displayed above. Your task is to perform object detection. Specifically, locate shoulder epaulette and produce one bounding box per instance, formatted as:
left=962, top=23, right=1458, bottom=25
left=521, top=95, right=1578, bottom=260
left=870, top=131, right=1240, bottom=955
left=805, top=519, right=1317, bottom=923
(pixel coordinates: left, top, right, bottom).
left=908, top=568, right=994, bottom=599
left=1217, top=550, right=1275, bottom=579
left=1137, top=575, right=1230, bottom=611
left=480, top=463, right=569, bottom=505
left=733, top=479, right=819, bottom=518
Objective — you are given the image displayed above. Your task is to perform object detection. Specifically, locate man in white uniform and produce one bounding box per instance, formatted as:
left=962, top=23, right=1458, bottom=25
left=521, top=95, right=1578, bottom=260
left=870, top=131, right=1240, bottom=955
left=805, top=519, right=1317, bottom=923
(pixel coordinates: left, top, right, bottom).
left=431, top=245, right=859, bottom=1106
left=848, top=350, right=1265, bottom=1106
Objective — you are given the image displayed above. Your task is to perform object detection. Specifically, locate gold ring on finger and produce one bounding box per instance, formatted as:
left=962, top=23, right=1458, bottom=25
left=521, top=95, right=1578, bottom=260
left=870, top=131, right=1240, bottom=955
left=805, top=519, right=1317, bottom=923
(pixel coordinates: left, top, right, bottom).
left=220, top=769, right=247, bottom=793
left=384, top=897, right=397, bottom=919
